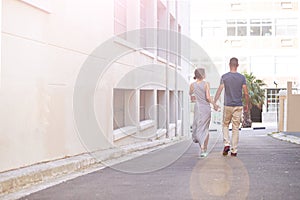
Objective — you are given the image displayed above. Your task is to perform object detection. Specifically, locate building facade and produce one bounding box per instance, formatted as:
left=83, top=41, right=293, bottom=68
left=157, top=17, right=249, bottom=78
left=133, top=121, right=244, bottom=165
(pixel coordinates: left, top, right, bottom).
left=190, top=0, right=300, bottom=123
left=0, top=0, right=192, bottom=172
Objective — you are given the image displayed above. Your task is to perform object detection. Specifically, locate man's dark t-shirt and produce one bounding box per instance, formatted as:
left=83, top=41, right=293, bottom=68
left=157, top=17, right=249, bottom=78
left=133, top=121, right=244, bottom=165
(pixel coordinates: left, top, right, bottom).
left=220, top=72, right=246, bottom=106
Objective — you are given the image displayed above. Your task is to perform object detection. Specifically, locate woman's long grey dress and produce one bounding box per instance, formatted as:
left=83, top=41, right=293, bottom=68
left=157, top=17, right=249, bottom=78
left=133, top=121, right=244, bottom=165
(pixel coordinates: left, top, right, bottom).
left=192, top=81, right=211, bottom=146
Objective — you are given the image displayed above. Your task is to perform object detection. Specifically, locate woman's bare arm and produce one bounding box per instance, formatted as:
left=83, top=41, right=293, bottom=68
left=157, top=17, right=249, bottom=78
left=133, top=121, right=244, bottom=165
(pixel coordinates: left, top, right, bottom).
left=205, top=82, right=219, bottom=111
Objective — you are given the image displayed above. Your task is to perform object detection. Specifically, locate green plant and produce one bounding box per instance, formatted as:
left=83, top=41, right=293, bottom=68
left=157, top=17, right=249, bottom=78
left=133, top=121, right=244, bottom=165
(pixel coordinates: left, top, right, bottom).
left=242, top=72, right=266, bottom=128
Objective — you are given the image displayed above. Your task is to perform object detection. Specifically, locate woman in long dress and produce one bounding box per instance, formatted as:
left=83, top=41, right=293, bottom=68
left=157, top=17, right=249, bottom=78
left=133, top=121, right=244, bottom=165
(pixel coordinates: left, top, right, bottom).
left=190, top=68, right=218, bottom=157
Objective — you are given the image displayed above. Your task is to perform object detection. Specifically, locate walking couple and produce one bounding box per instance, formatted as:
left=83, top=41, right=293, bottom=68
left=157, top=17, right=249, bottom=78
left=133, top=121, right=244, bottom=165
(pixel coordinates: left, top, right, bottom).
left=190, top=57, right=249, bottom=158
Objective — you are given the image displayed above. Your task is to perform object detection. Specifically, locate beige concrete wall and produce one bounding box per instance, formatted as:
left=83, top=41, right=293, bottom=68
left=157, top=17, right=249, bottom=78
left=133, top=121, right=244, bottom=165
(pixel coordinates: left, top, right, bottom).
left=0, top=0, right=114, bottom=172
left=1, top=0, right=191, bottom=172
left=278, top=82, right=300, bottom=132
left=286, top=82, right=300, bottom=132
left=278, top=96, right=286, bottom=132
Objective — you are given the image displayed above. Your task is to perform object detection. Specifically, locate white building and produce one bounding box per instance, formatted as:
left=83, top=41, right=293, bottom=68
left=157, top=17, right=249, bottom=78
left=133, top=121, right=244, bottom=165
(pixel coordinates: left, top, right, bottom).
left=0, top=0, right=193, bottom=172
left=190, top=0, right=300, bottom=123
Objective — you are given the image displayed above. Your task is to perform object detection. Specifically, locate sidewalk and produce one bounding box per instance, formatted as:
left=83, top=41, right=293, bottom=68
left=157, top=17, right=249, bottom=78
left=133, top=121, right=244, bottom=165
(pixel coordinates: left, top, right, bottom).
left=228, top=122, right=300, bottom=145
left=268, top=132, right=300, bottom=145
left=0, top=137, right=186, bottom=199
left=256, top=122, right=300, bottom=145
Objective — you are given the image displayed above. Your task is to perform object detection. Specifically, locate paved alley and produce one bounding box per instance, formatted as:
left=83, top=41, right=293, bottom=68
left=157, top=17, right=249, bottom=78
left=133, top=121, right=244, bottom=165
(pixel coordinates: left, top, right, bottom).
left=18, top=129, right=300, bottom=200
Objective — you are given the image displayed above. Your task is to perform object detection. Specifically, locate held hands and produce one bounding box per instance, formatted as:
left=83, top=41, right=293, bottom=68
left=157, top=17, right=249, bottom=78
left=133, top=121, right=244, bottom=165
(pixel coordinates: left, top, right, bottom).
left=213, top=103, right=220, bottom=111
left=191, top=95, right=196, bottom=102
left=211, top=98, right=220, bottom=111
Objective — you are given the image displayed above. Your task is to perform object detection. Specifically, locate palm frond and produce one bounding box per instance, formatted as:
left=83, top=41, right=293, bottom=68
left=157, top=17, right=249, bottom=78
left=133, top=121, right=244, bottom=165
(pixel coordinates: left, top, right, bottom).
left=242, top=72, right=266, bottom=108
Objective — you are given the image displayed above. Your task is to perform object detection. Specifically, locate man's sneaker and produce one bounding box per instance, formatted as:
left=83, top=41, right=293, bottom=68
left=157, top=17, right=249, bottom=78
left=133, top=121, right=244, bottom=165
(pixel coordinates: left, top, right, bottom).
left=223, top=146, right=230, bottom=156
left=231, top=152, right=237, bottom=157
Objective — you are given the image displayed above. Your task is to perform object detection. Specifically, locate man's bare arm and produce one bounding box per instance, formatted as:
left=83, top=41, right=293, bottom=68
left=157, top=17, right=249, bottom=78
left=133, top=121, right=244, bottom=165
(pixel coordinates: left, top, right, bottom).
left=243, top=84, right=249, bottom=112
left=214, top=84, right=224, bottom=104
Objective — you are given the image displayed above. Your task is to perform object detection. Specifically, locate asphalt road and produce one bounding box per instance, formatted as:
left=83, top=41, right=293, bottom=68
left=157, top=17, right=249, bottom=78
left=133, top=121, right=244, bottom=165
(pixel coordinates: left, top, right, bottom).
left=19, top=129, right=300, bottom=200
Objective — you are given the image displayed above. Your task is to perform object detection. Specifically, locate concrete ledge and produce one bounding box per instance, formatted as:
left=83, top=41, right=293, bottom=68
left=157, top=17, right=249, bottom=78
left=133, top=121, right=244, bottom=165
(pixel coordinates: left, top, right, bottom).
left=156, top=128, right=167, bottom=138
left=0, top=154, right=96, bottom=196
left=138, top=120, right=155, bottom=131
left=268, top=132, right=300, bottom=145
left=0, top=137, right=185, bottom=197
left=113, top=126, right=137, bottom=141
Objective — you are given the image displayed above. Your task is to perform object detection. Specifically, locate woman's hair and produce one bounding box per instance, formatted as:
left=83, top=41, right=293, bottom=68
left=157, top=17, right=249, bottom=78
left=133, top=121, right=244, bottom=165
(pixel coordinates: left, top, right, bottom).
left=194, top=68, right=205, bottom=80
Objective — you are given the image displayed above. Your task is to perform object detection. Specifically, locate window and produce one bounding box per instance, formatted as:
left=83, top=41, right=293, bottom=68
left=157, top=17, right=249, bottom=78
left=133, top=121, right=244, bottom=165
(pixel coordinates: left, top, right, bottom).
left=169, top=91, right=175, bottom=123
left=157, top=1, right=166, bottom=29
left=250, top=19, right=260, bottom=36
left=266, top=89, right=281, bottom=112
left=177, top=91, right=183, bottom=121
left=140, top=0, right=155, bottom=53
left=157, top=90, right=166, bottom=129
left=114, top=0, right=127, bottom=38
left=169, top=15, right=177, bottom=64
left=157, top=1, right=167, bottom=59
left=275, top=18, right=297, bottom=37
left=202, top=20, right=223, bottom=37
left=140, top=90, right=154, bottom=121
left=178, top=25, right=182, bottom=66
left=113, top=89, right=136, bottom=130
left=281, top=38, right=294, bottom=47
left=140, top=0, right=147, bottom=47
left=281, top=1, right=293, bottom=9
left=140, top=90, right=145, bottom=121
left=226, top=19, right=247, bottom=36
left=113, top=89, right=125, bottom=129
left=140, top=0, right=147, bottom=29
left=250, top=19, right=272, bottom=36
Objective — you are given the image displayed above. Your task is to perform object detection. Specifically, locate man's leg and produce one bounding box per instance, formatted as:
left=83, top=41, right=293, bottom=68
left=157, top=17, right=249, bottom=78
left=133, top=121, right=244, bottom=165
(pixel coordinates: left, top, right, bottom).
left=231, top=106, right=243, bottom=155
left=222, top=106, right=232, bottom=155
left=223, top=106, right=232, bottom=146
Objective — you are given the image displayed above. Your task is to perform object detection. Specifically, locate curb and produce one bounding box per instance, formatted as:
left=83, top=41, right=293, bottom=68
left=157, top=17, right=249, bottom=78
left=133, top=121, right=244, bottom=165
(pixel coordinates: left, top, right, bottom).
left=229, top=125, right=277, bottom=131
left=268, top=132, right=300, bottom=145
left=0, top=137, right=186, bottom=198
left=229, top=127, right=266, bottom=131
